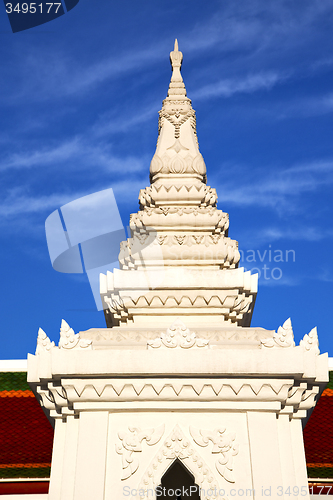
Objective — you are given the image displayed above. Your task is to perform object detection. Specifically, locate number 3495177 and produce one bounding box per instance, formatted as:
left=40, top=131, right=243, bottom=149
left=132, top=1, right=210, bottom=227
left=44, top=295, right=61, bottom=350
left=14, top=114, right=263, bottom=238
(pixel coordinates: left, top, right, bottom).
left=5, top=3, right=62, bottom=14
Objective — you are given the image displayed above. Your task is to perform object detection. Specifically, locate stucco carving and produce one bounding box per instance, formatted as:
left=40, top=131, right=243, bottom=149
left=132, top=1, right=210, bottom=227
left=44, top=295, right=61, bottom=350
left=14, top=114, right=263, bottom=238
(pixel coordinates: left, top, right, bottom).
left=300, top=327, right=320, bottom=355
left=138, top=184, right=218, bottom=208
left=138, top=425, right=220, bottom=500
left=45, top=377, right=294, bottom=405
left=261, top=318, right=295, bottom=348
left=189, top=426, right=238, bottom=483
left=35, top=328, right=55, bottom=355
left=103, top=287, right=255, bottom=327
left=116, top=424, right=165, bottom=480
left=79, top=326, right=275, bottom=344
left=159, top=110, right=196, bottom=139
left=58, top=319, right=92, bottom=350
left=147, top=319, right=209, bottom=349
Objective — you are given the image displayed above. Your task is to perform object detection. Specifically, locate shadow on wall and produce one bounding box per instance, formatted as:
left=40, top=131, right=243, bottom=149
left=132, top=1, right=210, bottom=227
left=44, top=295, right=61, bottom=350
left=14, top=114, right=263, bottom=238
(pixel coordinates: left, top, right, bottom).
left=158, top=459, right=200, bottom=499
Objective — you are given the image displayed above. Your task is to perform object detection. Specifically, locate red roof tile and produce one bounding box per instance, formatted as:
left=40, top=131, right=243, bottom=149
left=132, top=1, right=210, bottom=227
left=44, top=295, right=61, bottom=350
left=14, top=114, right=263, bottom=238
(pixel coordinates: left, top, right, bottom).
left=0, top=373, right=54, bottom=479
left=304, top=373, right=333, bottom=478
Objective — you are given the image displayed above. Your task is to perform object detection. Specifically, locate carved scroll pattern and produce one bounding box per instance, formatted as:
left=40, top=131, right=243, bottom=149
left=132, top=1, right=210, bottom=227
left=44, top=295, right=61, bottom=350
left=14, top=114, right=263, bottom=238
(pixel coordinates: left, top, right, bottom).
left=116, top=425, right=165, bottom=480
left=138, top=425, right=220, bottom=500
left=189, top=426, right=238, bottom=483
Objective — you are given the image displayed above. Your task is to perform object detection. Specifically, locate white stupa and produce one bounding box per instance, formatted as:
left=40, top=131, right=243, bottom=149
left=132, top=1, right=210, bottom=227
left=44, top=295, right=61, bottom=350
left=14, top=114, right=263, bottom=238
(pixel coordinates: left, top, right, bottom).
left=28, top=41, right=328, bottom=500
left=100, top=39, right=257, bottom=331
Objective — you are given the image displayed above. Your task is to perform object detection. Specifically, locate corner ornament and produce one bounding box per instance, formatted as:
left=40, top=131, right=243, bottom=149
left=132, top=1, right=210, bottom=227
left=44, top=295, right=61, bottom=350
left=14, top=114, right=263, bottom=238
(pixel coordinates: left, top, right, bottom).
left=260, top=318, right=295, bottom=348
left=58, top=319, right=92, bottom=350
left=189, top=426, right=238, bottom=483
left=116, top=425, right=165, bottom=480
left=35, top=328, right=55, bottom=355
left=147, top=319, right=209, bottom=349
left=300, top=327, right=320, bottom=355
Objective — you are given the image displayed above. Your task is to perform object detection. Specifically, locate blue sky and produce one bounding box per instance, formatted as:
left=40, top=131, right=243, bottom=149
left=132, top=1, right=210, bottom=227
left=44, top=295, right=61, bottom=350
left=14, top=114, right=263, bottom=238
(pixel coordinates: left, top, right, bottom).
left=0, top=0, right=333, bottom=358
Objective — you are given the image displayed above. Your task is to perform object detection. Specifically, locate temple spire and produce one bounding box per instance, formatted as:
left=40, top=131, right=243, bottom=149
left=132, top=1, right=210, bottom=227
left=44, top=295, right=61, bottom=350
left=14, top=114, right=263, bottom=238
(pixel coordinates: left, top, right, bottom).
left=167, top=39, right=187, bottom=100
left=100, top=39, right=257, bottom=330
left=170, top=39, right=183, bottom=83
left=148, top=39, right=205, bottom=183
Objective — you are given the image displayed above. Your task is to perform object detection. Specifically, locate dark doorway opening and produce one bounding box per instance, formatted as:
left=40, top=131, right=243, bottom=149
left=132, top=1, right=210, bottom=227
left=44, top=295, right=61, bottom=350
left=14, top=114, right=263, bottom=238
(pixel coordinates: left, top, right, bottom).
left=157, top=459, right=200, bottom=499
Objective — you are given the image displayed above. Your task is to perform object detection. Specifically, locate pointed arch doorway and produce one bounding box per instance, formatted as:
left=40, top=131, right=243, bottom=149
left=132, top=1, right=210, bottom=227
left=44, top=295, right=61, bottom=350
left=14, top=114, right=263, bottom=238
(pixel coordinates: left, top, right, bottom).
left=158, top=459, right=200, bottom=499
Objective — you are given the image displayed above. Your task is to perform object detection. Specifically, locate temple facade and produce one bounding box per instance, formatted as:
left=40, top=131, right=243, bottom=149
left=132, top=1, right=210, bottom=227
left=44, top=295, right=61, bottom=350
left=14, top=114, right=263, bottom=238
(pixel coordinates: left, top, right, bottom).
left=28, top=41, right=328, bottom=500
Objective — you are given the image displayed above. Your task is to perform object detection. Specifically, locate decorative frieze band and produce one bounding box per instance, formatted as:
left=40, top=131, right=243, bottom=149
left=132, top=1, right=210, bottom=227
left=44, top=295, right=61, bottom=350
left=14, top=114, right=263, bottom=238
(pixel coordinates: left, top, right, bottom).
left=62, top=378, right=293, bottom=401
left=32, top=375, right=322, bottom=425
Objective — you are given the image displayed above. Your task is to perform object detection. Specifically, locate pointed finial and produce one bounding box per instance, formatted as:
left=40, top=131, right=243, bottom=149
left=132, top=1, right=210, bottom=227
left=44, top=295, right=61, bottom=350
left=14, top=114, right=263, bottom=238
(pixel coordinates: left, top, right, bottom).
left=260, top=317, right=295, bottom=348
left=170, top=39, right=183, bottom=82
left=300, top=327, right=320, bottom=355
left=58, top=319, right=92, bottom=350
left=35, top=327, right=55, bottom=355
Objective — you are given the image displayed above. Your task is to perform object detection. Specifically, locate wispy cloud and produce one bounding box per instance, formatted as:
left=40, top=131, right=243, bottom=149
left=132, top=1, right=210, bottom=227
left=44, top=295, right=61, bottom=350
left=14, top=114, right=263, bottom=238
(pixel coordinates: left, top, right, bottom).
left=239, top=226, right=333, bottom=247
left=0, top=176, right=146, bottom=219
left=2, top=44, right=168, bottom=104
left=92, top=105, right=157, bottom=137
left=272, top=92, right=333, bottom=120
left=215, top=159, right=333, bottom=211
left=257, top=275, right=300, bottom=287
left=4, top=0, right=333, bottom=105
left=317, top=268, right=333, bottom=283
left=192, top=71, right=285, bottom=100
left=0, top=138, right=81, bottom=171
left=0, top=134, right=149, bottom=225
left=0, top=190, right=82, bottom=217
left=311, top=56, right=333, bottom=71
left=0, top=136, right=147, bottom=175
left=48, top=45, right=167, bottom=97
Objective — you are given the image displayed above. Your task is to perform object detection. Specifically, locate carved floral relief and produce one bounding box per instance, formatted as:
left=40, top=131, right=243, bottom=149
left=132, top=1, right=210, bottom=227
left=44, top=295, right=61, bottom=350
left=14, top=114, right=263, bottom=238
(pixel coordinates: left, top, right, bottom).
left=116, top=424, right=165, bottom=480
left=138, top=425, right=219, bottom=500
left=189, top=426, right=238, bottom=483
left=147, top=319, right=209, bottom=349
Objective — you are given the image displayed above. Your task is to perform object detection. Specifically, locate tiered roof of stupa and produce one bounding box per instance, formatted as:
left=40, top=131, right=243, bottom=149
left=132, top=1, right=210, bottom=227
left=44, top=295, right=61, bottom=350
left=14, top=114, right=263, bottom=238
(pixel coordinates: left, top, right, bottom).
left=100, top=40, right=257, bottom=329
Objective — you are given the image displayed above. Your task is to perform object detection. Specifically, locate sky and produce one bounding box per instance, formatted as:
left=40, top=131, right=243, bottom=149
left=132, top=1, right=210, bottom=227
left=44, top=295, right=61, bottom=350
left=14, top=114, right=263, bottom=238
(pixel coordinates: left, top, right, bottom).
left=0, top=0, right=332, bottom=359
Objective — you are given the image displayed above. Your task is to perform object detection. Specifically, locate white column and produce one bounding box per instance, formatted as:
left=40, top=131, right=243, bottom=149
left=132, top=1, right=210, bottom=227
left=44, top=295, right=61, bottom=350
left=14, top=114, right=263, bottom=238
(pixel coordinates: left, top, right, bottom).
left=73, top=411, right=109, bottom=500
left=290, top=417, right=310, bottom=500
left=247, top=411, right=284, bottom=500
left=277, top=413, right=298, bottom=498
left=48, top=417, right=67, bottom=500
left=60, top=415, right=80, bottom=500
